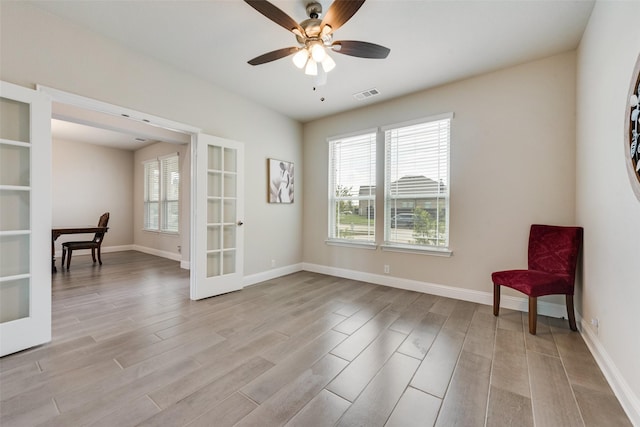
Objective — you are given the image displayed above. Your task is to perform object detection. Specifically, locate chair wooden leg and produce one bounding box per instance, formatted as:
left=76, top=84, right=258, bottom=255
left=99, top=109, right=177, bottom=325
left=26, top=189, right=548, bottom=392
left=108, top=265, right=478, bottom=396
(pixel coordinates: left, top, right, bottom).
left=61, top=247, right=66, bottom=270
left=566, top=295, right=578, bottom=331
left=97, top=247, right=102, bottom=265
left=528, top=297, right=537, bottom=335
left=493, top=283, right=500, bottom=316
left=66, top=249, right=72, bottom=270
left=91, top=248, right=96, bottom=263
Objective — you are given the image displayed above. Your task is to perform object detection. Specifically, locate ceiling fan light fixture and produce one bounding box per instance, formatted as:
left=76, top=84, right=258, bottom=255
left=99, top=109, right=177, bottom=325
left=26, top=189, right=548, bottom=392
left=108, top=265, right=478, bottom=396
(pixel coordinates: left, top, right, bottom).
left=321, top=54, right=336, bottom=73
left=305, top=59, right=318, bottom=76
left=310, top=43, right=326, bottom=62
left=292, top=48, right=309, bottom=69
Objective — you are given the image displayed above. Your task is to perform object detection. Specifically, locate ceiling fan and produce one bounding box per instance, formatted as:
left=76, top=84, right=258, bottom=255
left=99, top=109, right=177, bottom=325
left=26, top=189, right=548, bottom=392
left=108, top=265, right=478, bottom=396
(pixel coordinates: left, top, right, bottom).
left=244, top=0, right=390, bottom=82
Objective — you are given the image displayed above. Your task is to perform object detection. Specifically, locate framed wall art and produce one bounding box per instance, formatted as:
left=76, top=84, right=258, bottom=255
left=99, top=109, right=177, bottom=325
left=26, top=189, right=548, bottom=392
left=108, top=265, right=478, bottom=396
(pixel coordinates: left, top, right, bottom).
left=268, top=158, right=294, bottom=203
left=626, top=54, right=640, bottom=201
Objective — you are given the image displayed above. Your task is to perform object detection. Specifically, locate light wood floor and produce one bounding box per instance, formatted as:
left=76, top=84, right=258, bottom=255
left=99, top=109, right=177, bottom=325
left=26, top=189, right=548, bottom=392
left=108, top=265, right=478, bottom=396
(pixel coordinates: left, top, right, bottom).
left=0, top=251, right=631, bottom=426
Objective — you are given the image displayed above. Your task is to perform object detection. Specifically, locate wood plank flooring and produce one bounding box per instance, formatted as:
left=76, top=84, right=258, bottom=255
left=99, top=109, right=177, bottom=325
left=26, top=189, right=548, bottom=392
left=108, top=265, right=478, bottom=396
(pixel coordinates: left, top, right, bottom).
left=0, top=251, right=631, bottom=426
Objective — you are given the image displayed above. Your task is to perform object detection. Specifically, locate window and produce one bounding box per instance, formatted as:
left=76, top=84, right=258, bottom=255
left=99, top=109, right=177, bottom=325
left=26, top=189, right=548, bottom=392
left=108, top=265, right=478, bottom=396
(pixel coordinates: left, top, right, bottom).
left=384, top=114, right=451, bottom=250
left=328, top=131, right=377, bottom=243
left=144, top=154, right=179, bottom=233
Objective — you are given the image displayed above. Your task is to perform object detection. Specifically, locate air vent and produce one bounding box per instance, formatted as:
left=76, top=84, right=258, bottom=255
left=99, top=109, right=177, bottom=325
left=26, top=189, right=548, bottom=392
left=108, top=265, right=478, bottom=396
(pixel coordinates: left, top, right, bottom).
left=353, top=88, right=380, bottom=101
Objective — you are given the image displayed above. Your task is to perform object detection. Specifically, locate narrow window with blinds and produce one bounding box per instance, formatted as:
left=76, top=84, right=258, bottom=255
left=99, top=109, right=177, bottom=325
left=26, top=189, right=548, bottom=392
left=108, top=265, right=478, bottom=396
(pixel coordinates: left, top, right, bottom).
left=384, top=114, right=452, bottom=251
left=143, top=160, right=160, bottom=231
left=328, top=131, right=376, bottom=244
left=143, top=154, right=179, bottom=233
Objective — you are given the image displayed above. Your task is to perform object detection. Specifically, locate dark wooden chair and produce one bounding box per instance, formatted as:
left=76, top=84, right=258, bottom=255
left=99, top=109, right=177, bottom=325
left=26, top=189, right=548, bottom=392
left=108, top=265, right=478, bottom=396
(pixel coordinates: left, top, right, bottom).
left=492, top=224, right=583, bottom=335
left=61, top=212, right=110, bottom=270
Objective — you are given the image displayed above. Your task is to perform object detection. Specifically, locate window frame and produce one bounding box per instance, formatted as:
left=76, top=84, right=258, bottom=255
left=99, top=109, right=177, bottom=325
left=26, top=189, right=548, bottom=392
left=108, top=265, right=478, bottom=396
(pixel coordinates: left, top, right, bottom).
left=143, top=153, right=180, bottom=234
left=327, top=129, right=378, bottom=247
left=326, top=113, right=453, bottom=256
left=382, top=113, right=452, bottom=255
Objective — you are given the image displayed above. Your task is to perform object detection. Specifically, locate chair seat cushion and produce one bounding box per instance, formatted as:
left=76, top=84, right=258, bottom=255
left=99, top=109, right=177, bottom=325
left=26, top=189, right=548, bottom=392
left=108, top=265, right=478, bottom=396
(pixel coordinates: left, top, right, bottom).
left=491, top=269, right=573, bottom=297
left=62, top=241, right=99, bottom=250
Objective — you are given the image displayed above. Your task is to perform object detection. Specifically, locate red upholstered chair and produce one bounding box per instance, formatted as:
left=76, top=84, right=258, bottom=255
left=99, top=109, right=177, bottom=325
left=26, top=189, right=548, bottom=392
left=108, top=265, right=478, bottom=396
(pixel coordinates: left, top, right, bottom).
left=492, top=224, right=583, bottom=335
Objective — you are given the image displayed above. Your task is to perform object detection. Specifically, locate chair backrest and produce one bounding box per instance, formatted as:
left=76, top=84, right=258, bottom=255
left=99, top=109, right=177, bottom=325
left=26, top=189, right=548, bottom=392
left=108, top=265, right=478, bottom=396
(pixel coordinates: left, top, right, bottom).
left=528, top=224, right=583, bottom=285
left=94, top=212, right=110, bottom=243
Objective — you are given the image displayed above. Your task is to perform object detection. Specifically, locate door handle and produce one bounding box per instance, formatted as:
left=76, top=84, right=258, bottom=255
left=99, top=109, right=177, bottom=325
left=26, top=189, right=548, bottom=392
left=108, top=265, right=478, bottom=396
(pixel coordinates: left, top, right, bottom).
left=237, top=221, right=244, bottom=226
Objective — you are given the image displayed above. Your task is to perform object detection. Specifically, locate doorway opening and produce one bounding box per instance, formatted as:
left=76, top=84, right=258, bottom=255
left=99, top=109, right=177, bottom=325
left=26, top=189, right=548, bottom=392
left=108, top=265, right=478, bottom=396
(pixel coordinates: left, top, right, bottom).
left=40, top=85, right=199, bottom=295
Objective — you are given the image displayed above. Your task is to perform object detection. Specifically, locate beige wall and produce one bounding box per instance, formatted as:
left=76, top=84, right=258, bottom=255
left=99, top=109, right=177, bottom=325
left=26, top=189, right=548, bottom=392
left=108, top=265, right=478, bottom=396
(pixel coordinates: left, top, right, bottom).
left=303, top=52, right=577, bottom=305
left=52, top=139, right=133, bottom=252
left=576, top=0, right=640, bottom=419
left=133, top=141, right=189, bottom=261
left=0, top=1, right=303, bottom=277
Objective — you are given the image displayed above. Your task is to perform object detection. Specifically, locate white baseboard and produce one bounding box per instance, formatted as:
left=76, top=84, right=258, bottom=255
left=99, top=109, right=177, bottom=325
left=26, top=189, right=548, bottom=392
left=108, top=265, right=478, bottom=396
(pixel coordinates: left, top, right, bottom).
left=54, top=244, right=190, bottom=268
left=132, top=245, right=182, bottom=263
left=243, top=263, right=304, bottom=287
left=300, top=262, right=568, bottom=319
left=54, top=244, right=134, bottom=258
left=55, top=244, right=191, bottom=269
left=580, top=319, right=640, bottom=425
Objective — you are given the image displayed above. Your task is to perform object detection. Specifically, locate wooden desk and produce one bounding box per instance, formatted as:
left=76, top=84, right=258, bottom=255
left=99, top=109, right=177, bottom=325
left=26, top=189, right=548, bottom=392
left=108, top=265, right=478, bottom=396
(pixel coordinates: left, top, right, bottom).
left=52, top=226, right=108, bottom=272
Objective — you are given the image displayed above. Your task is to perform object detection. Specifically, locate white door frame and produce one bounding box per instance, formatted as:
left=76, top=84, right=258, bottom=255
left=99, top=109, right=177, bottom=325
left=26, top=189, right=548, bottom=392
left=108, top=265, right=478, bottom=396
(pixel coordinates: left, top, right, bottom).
left=37, top=86, right=206, bottom=299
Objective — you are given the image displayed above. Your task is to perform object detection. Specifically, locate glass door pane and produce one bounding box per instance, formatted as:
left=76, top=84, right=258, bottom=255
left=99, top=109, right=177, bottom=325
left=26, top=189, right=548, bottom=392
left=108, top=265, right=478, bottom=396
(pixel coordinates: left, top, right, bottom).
left=0, top=96, right=31, bottom=324
left=205, top=143, right=239, bottom=278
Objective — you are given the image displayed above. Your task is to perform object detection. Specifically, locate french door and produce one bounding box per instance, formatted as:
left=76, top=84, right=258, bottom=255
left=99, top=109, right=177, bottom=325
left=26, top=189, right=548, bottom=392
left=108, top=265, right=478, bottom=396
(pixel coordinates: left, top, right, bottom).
left=0, top=81, right=52, bottom=356
left=192, top=134, right=244, bottom=300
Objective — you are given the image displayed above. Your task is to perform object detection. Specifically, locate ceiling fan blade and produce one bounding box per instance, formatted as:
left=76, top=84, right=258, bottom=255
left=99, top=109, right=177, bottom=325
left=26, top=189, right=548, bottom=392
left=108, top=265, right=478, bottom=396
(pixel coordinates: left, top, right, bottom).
left=244, top=0, right=304, bottom=35
left=321, top=0, right=366, bottom=34
left=331, top=40, right=390, bottom=59
left=248, top=47, right=300, bottom=65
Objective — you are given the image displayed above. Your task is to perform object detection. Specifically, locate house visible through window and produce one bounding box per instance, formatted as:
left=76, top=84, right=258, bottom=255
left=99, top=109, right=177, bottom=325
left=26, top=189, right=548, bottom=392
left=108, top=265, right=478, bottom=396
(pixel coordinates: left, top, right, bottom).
left=144, top=154, right=179, bottom=233
left=328, top=131, right=377, bottom=243
left=327, top=113, right=452, bottom=253
left=384, top=114, right=451, bottom=250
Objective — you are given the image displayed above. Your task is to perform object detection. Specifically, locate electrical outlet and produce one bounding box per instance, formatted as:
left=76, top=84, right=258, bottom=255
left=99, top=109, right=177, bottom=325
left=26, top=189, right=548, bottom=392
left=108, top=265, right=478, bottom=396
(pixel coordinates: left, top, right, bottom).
left=177, top=245, right=181, bottom=253
left=384, top=265, right=390, bottom=274
left=591, top=318, right=599, bottom=335
left=271, top=259, right=276, bottom=268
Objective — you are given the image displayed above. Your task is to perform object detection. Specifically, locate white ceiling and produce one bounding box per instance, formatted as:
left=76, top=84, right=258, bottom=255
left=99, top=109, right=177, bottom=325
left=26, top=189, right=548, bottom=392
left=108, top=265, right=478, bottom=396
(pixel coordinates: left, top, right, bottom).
left=31, top=0, right=594, bottom=127
left=51, top=102, right=190, bottom=150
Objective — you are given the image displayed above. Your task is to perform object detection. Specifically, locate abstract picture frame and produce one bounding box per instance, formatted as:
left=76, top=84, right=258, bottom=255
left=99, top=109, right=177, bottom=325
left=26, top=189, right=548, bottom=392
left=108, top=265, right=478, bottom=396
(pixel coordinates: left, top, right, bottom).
left=268, top=158, right=294, bottom=203
left=625, top=54, right=640, bottom=201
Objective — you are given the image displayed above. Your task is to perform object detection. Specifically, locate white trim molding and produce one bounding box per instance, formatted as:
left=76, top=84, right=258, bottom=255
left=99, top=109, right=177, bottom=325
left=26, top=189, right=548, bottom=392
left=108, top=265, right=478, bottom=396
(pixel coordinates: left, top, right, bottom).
left=132, top=245, right=182, bottom=263
left=301, top=262, right=570, bottom=319
left=580, top=319, right=640, bottom=425
left=54, top=244, right=134, bottom=258
left=55, top=245, right=190, bottom=269
left=243, top=263, right=304, bottom=287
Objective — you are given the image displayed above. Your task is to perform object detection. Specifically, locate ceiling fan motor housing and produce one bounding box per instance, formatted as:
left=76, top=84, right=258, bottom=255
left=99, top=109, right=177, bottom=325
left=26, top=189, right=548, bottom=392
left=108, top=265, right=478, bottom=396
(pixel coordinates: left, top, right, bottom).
left=297, top=2, right=325, bottom=44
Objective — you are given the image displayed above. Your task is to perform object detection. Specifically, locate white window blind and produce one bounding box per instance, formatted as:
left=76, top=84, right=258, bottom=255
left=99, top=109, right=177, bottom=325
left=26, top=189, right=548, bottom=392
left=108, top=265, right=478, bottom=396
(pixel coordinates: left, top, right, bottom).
left=328, top=131, right=376, bottom=243
left=144, top=154, right=179, bottom=233
left=384, top=115, right=451, bottom=249
left=144, top=160, right=160, bottom=230
left=161, top=155, right=179, bottom=233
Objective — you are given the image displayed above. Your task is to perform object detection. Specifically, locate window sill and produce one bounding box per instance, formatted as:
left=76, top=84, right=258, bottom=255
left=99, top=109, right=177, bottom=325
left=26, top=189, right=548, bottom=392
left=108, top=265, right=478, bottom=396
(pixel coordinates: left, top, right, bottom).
left=325, top=239, right=378, bottom=250
left=381, top=244, right=453, bottom=257
left=142, top=229, right=179, bottom=236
